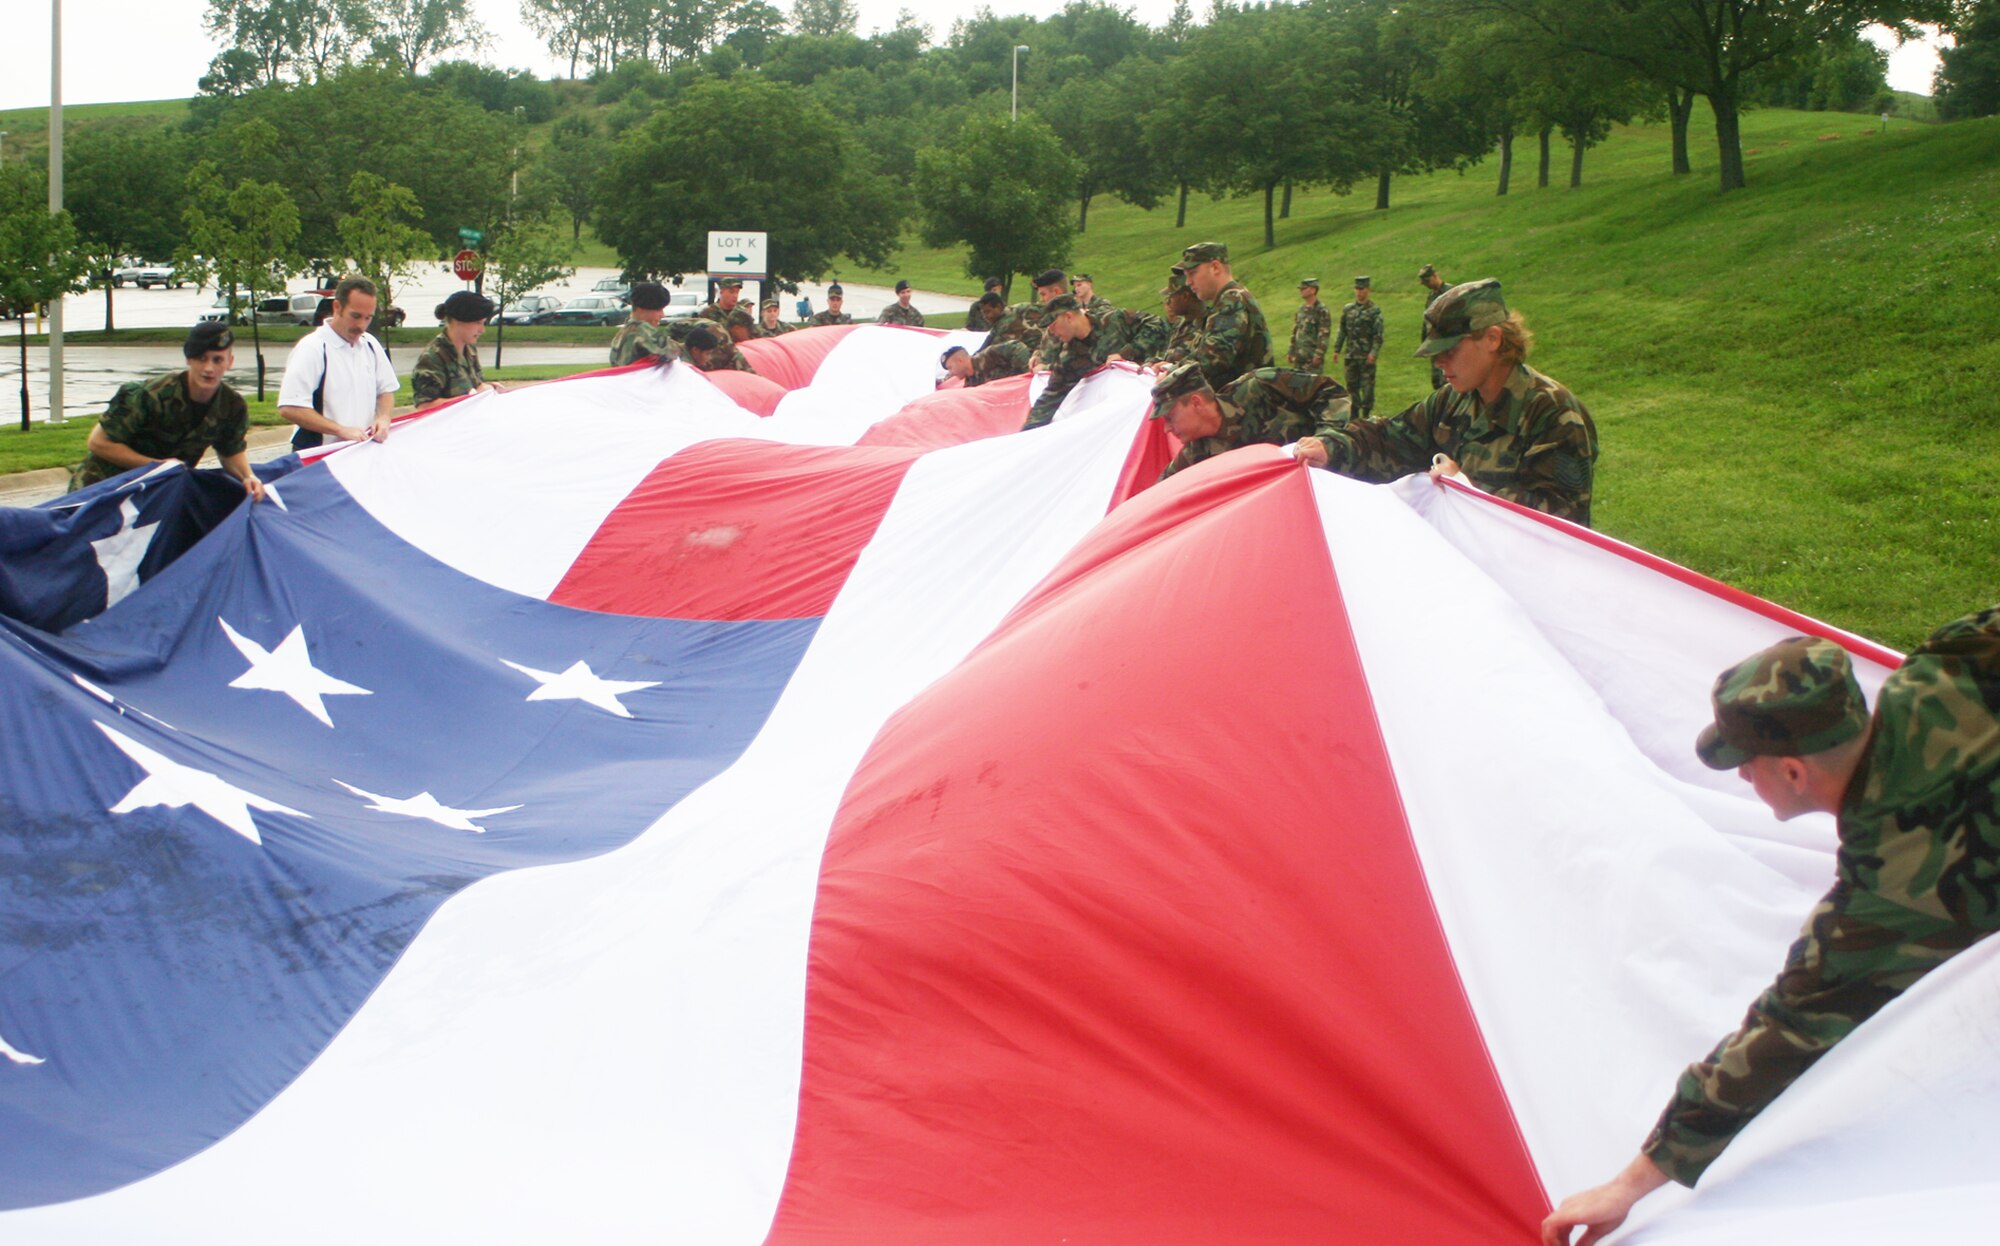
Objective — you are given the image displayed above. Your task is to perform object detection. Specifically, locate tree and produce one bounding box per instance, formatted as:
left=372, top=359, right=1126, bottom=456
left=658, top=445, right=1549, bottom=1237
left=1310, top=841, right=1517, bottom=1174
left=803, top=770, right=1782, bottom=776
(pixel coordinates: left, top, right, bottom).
left=522, top=0, right=598, bottom=77
left=367, top=0, right=487, bottom=73
left=791, top=0, right=858, bottom=37
left=178, top=155, right=304, bottom=401
left=0, top=166, right=94, bottom=430
left=64, top=123, right=192, bottom=333
left=913, top=111, right=1079, bottom=295
left=482, top=215, right=575, bottom=367
left=538, top=114, right=610, bottom=241
left=337, top=172, right=431, bottom=345
left=595, top=76, right=901, bottom=283
left=1936, top=0, right=2000, bottom=118
left=1043, top=58, right=1170, bottom=231
left=203, top=0, right=373, bottom=83
left=1451, top=0, right=1951, bottom=191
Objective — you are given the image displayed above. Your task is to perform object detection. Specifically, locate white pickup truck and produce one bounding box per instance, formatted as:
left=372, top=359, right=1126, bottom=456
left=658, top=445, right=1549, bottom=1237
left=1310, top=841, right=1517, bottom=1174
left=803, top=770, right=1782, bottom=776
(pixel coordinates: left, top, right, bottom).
left=112, top=261, right=184, bottom=289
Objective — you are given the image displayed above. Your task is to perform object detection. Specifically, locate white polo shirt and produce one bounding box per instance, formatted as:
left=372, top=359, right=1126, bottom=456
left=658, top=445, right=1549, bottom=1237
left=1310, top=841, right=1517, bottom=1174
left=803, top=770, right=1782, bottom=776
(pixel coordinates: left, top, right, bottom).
left=278, top=322, right=399, bottom=426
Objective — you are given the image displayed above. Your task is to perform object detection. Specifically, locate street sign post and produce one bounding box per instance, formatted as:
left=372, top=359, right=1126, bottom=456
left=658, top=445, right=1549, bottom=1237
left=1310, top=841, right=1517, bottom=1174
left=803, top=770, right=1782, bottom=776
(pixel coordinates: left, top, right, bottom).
left=458, top=227, right=485, bottom=247
left=453, top=250, right=484, bottom=282
left=706, top=231, right=768, bottom=279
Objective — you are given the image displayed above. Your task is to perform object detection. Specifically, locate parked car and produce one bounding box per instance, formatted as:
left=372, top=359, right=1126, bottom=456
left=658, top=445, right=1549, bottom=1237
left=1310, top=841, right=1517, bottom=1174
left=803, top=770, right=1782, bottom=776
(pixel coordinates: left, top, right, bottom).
left=493, top=295, right=563, bottom=325
left=255, top=294, right=322, bottom=325
left=113, top=261, right=184, bottom=289
left=548, top=297, right=628, bottom=327
left=591, top=277, right=631, bottom=301
left=197, top=289, right=255, bottom=326
left=661, top=291, right=701, bottom=320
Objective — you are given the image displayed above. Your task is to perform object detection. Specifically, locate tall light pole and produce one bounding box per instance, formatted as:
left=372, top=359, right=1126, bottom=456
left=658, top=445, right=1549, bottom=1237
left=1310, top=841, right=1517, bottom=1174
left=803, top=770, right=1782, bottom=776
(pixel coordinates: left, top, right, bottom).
left=1011, top=45, right=1029, bottom=121
left=0, top=132, right=10, bottom=166
left=47, top=0, right=65, bottom=424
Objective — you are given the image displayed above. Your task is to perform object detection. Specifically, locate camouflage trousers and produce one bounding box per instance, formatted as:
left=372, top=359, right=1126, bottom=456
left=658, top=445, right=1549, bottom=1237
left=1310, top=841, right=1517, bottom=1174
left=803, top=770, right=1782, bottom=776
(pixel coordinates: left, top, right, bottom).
left=1343, top=357, right=1378, bottom=419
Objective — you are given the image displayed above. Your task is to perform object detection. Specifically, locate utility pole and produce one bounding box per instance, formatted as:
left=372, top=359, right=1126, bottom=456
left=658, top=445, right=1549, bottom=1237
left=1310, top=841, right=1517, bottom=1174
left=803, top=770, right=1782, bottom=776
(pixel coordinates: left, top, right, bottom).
left=47, top=0, right=66, bottom=424
left=1012, top=46, right=1029, bottom=121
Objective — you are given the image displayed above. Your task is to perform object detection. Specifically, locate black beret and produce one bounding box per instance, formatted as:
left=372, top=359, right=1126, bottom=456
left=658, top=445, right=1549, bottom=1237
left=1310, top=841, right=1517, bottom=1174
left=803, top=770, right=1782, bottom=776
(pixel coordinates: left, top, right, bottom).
left=684, top=325, right=721, bottom=351
left=826, top=283, right=845, bottom=296
left=1033, top=268, right=1067, bottom=289
left=629, top=281, right=671, bottom=310
left=894, top=279, right=911, bottom=292
left=435, top=290, right=495, bottom=323
left=183, top=320, right=233, bottom=357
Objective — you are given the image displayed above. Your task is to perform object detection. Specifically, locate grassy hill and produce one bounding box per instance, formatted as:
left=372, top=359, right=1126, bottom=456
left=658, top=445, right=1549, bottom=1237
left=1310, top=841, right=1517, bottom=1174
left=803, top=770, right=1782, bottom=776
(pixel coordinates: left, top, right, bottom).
left=852, top=104, right=2000, bottom=650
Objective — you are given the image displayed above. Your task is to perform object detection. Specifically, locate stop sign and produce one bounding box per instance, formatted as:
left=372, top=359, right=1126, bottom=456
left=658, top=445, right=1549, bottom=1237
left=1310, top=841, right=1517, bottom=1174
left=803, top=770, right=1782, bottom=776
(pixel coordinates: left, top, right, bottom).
left=453, top=249, right=484, bottom=281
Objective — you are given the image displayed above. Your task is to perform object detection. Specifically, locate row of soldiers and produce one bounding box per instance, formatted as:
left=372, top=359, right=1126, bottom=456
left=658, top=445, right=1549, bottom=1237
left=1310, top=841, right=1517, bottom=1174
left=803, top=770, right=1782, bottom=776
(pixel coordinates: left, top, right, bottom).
left=607, top=277, right=935, bottom=373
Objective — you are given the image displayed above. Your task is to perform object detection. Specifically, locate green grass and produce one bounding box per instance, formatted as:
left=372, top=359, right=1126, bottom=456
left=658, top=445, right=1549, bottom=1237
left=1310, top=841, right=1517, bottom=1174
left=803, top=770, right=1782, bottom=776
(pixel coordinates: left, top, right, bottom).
left=0, top=363, right=602, bottom=476
left=852, top=104, right=1999, bottom=650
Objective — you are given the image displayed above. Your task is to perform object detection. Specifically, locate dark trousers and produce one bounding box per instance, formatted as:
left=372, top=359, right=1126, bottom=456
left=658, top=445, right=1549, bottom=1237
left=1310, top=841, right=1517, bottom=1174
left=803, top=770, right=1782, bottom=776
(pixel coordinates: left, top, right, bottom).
left=1342, top=357, right=1378, bottom=419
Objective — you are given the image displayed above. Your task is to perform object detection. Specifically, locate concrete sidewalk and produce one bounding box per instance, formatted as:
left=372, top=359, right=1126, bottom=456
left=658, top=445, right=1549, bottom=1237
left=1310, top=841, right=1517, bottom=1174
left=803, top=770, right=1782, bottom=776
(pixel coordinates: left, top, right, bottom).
left=0, top=425, right=303, bottom=509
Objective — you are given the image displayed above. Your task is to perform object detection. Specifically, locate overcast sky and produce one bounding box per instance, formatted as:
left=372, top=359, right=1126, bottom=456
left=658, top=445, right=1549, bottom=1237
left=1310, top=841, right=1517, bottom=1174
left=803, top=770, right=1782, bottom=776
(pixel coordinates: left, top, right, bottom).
left=0, top=0, right=1944, bottom=113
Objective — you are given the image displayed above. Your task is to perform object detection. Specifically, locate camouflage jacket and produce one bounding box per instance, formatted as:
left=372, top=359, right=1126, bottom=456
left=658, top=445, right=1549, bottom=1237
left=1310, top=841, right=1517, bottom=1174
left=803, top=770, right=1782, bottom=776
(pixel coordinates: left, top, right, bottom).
left=1644, top=606, right=2000, bottom=1186
left=1311, top=362, right=1598, bottom=526
left=70, top=372, right=250, bottom=492
left=1289, top=302, right=1333, bottom=371
left=756, top=320, right=796, bottom=337
left=1334, top=300, right=1385, bottom=360
left=1156, top=313, right=1204, bottom=367
left=1162, top=368, right=1351, bottom=480
left=1184, top=281, right=1273, bottom=392
left=963, top=303, right=991, bottom=331
left=697, top=301, right=747, bottom=324
left=876, top=302, right=927, bottom=327
left=806, top=309, right=854, bottom=327
left=609, top=318, right=677, bottom=367
left=966, top=339, right=1034, bottom=387
left=1023, top=310, right=1165, bottom=429
left=409, top=333, right=484, bottom=407
left=987, top=301, right=1046, bottom=351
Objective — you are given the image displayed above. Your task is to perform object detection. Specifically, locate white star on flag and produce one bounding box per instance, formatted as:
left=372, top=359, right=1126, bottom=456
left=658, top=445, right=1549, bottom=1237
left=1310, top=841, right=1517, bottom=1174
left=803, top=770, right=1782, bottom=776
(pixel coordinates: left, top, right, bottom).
left=96, top=721, right=304, bottom=845
left=333, top=780, right=521, bottom=834
left=91, top=496, right=161, bottom=608
left=221, top=620, right=372, bottom=727
left=0, top=1024, right=45, bottom=1066
left=501, top=658, right=659, bottom=718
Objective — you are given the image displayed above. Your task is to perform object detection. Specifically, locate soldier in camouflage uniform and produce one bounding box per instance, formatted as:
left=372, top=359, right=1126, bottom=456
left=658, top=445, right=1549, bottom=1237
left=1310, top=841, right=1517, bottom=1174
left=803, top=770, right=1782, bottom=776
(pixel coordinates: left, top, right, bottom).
left=986, top=296, right=1048, bottom=358
left=1288, top=277, right=1332, bottom=373
left=1544, top=610, right=2000, bottom=1245
left=758, top=299, right=794, bottom=337
left=410, top=290, right=497, bottom=408
left=1155, top=270, right=1207, bottom=368
left=1333, top=275, right=1386, bottom=418
left=966, top=338, right=1034, bottom=387
left=965, top=277, right=1004, bottom=330
left=70, top=322, right=264, bottom=502
left=1175, top=241, right=1273, bottom=393
left=1072, top=272, right=1115, bottom=316
left=677, top=323, right=757, bottom=374
left=1297, top=279, right=1597, bottom=526
left=1150, top=362, right=1350, bottom=481
left=1417, top=263, right=1449, bottom=390
left=697, top=277, right=745, bottom=324
left=1022, top=294, right=1165, bottom=429
left=610, top=282, right=681, bottom=367
left=806, top=284, right=854, bottom=327
left=877, top=279, right=927, bottom=327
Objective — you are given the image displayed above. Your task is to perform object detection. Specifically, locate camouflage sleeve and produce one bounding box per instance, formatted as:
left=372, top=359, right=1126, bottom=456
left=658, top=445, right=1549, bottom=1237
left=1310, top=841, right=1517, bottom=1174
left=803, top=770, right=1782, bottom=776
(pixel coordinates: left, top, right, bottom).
left=1312, top=392, right=1441, bottom=483
left=1309, top=311, right=1330, bottom=370
left=210, top=391, right=250, bottom=458
left=1124, top=313, right=1170, bottom=363
left=410, top=346, right=449, bottom=407
left=1333, top=313, right=1348, bottom=356
left=1366, top=307, right=1385, bottom=357
left=1489, top=401, right=1596, bottom=526
left=95, top=381, right=152, bottom=448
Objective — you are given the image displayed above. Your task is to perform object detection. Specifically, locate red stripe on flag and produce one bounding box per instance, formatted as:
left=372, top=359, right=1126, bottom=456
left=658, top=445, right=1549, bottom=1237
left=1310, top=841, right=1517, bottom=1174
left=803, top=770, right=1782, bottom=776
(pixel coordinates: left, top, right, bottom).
left=857, top=375, right=1033, bottom=450
left=768, top=452, right=1547, bottom=1243
left=701, top=368, right=790, bottom=417
left=737, top=324, right=861, bottom=391
left=548, top=439, right=919, bottom=620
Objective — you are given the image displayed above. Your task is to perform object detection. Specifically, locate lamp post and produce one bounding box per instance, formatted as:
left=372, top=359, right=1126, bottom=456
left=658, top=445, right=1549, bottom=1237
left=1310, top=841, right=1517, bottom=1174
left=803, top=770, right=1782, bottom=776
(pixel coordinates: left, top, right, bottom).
left=1012, top=45, right=1029, bottom=121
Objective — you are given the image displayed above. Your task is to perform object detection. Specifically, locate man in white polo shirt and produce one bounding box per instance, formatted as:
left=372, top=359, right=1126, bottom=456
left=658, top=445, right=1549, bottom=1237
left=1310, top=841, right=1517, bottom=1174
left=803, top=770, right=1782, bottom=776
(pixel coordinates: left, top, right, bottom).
left=278, top=274, right=399, bottom=450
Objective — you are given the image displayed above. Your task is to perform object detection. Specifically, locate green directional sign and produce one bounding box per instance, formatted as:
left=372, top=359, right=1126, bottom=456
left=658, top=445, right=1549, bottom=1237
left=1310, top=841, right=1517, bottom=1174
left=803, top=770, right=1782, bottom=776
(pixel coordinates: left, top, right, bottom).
left=459, top=227, right=485, bottom=246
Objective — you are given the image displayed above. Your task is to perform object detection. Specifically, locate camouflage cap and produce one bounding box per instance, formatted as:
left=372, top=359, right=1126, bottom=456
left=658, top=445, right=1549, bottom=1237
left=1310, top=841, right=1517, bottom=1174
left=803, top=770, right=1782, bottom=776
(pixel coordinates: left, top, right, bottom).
left=629, top=281, right=671, bottom=310
left=183, top=320, right=234, bottom=357
left=1299, top=277, right=1319, bottom=288
left=826, top=283, right=844, bottom=296
left=1354, top=275, right=1371, bottom=287
left=1072, top=272, right=1092, bottom=283
left=1694, top=636, right=1869, bottom=769
left=717, top=277, right=743, bottom=289
left=1180, top=241, right=1228, bottom=268
left=1148, top=361, right=1214, bottom=420
left=1417, top=263, right=1437, bottom=280
left=1043, top=293, right=1081, bottom=315
left=725, top=307, right=755, bottom=327
left=1415, top=278, right=1508, bottom=358
left=761, top=298, right=780, bottom=310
